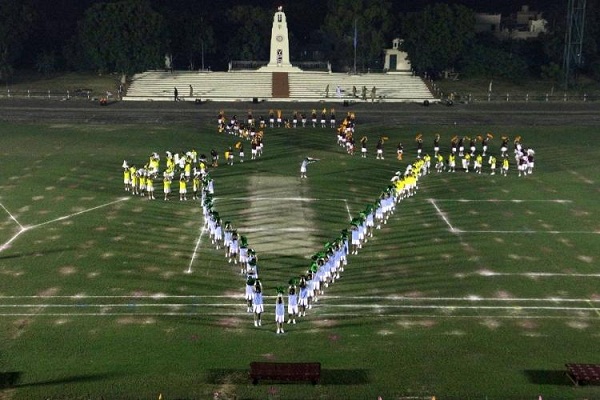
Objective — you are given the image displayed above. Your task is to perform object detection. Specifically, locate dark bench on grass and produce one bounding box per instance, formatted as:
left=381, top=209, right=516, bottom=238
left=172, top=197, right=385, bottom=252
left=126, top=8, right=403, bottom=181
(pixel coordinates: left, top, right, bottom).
left=566, top=363, right=600, bottom=386
left=250, top=362, right=321, bottom=384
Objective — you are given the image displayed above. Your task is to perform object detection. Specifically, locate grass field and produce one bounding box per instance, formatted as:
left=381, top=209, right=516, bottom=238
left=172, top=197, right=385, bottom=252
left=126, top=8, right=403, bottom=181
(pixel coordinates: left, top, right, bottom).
left=0, top=113, right=599, bottom=400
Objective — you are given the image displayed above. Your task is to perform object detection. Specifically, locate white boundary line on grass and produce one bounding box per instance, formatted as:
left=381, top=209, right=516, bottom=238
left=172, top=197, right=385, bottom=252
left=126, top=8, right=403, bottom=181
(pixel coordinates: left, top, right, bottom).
left=478, top=271, right=600, bottom=278
left=238, top=227, right=321, bottom=232
left=1, top=295, right=598, bottom=317
left=0, top=304, right=598, bottom=318
left=428, top=199, right=458, bottom=233
left=430, top=199, right=573, bottom=203
left=0, top=197, right=130, bottom=253
left=427, top=198, right=599, bottom=235
left=587, top=300, right=600, bottom=318
left=0, top=304, right=597, bottom=313
left=0, top=294, right=598, bottom=302
left=186, top=223, right=206, bottom=274
left=0, top=312, right=594, bottom=319
left=0, top=201, right=25, bottom=229
left=344, top=199, right=352, bottom=221
left=464, top=229, right=599, bottom=234
left=28, top=197, right=130, bottom=229
left=214, top=196, right=351, bottom=202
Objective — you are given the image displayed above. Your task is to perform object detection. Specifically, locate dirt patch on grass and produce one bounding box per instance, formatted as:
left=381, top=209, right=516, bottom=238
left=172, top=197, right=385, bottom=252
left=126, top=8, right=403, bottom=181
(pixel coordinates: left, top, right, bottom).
left=481, top=319, right=501, bottom=330
left=312, top=319, right=338, bottom=328
left=515, top=319, right=538, bottom=330
left=495, top=290, right=514, bottom=299
left=566, top=320, right=589, bottom=330
left=38, top=287, right=60, bottom=296
left=116, top=317, right=156, bottom=325
left=397, top=320, right=437, bottom=329
left=59, top=266, right=77, bottom=275
left=216, top=317, right=244, bottom=330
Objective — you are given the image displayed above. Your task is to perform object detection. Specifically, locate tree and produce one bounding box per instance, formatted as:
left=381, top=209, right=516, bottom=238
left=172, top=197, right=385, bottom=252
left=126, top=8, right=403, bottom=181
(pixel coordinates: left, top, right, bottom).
left=169, top=14, right=215, bottom=71
left=459, top=44, right=528, bottom=82
left=225, top=6, right=271, bottom=62
left=400, top=3, right=475, bottom=75
left=0, top=1, right=34, bottom=80
left=322, top=0, right=395, bottom=72
left=77, top=0, right=167, bottom=76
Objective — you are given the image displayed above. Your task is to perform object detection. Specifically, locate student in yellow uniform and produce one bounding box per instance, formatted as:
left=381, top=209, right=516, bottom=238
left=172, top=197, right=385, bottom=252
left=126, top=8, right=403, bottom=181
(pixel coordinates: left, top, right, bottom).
left=436, top=154, right=444, bottom=173
left=184, top=159, right=192, bottom=179
left=475, top=154, right=483, bottom=174
left=163, top=174, right=172, bottom=200
left=179, top=174, right=187, bottom=201
left=138, top=168, right=147, bottom=197
left=448, top=154, right=456, bottom=172
left=192, top=173, right=201, bottom=200
left=123, top=165, right=131, bottom=192
left=502, top=157, right=509, bottom=176
left=146, top=174, right=155, bottom=200
left=129, top=165, right=138, bottom=195
left=489, top=155, right=497, bottom=175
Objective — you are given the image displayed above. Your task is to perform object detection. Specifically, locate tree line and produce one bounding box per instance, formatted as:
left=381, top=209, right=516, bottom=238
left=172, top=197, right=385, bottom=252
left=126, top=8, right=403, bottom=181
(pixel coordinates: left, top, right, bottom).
left=1, top=0, right=599, bottom=84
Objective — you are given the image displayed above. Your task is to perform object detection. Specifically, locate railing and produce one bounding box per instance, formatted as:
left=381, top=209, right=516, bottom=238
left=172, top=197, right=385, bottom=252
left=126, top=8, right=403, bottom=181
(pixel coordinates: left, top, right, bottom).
left=424, top=78, right=598, bottom=103
left=293, top=61, right=330, bottom=72
left=1, top=89, right=120, bottom=101
left=229, top=61, right=268, bottom=71
left=229, top=60, right=331, bottom=72
left=433, top=90, right=597, bottom=103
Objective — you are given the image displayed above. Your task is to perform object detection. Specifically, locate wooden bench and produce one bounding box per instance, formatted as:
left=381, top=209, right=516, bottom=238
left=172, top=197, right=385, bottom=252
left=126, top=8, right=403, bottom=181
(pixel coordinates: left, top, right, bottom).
left=250, top=362, right=321, bottom=384
left=566, top=363, right=600, bottom=386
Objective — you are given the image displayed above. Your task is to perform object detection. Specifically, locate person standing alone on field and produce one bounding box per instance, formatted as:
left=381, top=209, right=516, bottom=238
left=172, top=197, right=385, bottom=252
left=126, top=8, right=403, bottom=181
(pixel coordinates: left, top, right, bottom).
left=253, top=279, right=264, bottom=327
left=275, top=291, right=286, bottom=334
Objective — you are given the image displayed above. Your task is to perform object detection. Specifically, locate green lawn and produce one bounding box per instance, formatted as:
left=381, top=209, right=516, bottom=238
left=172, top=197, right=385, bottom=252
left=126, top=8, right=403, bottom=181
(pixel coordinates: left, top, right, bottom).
left=0, top=117, right=599, bottom=400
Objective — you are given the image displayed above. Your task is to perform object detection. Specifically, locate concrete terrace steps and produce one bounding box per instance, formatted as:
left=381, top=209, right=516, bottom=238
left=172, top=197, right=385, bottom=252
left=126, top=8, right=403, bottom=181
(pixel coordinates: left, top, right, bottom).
left=288, top=72, right=434, bottom=101
left=124, top=70, right=437, bottom=103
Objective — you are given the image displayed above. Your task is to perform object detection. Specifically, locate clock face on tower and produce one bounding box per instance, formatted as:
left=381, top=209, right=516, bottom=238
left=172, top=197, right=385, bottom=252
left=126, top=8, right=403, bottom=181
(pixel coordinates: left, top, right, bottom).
left=276, top=35, right=284, bottom=42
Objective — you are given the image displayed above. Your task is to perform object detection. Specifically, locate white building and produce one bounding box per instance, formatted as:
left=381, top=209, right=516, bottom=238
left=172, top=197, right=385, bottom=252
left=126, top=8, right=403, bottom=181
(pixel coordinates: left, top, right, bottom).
left=383, top=39, right=411, bottom=73
left=474, top=5, right=547, bottom=40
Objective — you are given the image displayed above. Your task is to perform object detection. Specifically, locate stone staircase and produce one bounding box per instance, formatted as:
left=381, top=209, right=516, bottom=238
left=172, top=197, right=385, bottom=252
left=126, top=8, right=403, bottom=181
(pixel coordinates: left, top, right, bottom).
left=124, top=70, right=436, bottom=103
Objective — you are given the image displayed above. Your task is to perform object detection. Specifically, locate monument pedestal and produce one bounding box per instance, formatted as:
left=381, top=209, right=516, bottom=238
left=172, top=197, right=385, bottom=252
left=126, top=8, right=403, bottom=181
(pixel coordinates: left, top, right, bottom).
left=258, top=6, right=302, bottom=73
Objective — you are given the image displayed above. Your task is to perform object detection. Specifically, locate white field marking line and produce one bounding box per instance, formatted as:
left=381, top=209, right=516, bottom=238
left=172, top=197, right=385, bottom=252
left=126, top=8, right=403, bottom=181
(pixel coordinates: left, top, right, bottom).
left=236, top=227, right=321, bottom=232
left=214, top=197, right=349, bottom=202
left=430, top=199, right=573, bottom=203
left=0, top=227, right=27, bottom=253
left=344, top=199, right=352, bottom=221
left=0, top=312, right=592, bottom=319
left=587, top=300, right=600, bottom=318
left=479, top=271, right=600, bottom=278
left=28, top=197, right=130, bottom=229
left=460, top=229, right=599, bottom=234
left=0, top=304, right=597, bottom=320
left=428, top=199, right=459, bottom=233
left=0, top=295, right=245, bottom=300
left=0, top=201, right=25, bottom=229
left=0, top=294, right=600, bottom=310
left=0, top=304, right=596, bottom=311
left=427, top=198, right=598, bottom=235
left=1, top=295, right=598, bottom=303
left=321, top=295, right=600, bottom=303
left=186, top=221, right=206, bottom=274
left=0, top=304, right=241, bottom=308
left=0, top=197, right=130, bottom=253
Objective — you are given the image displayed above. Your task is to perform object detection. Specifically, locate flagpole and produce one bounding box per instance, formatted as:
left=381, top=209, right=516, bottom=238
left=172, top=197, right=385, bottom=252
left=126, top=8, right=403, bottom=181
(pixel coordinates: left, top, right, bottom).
left=353, top=18, right=357, bottom=74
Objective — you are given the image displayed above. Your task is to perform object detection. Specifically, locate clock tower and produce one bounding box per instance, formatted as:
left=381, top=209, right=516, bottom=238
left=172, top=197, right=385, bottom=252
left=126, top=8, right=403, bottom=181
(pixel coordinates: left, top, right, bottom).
left=260, top=6, right=301, bottom=72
